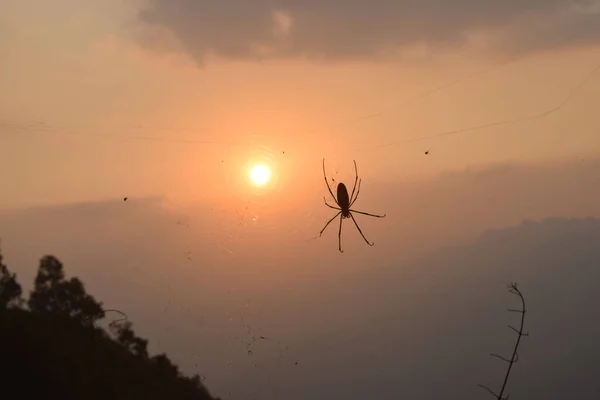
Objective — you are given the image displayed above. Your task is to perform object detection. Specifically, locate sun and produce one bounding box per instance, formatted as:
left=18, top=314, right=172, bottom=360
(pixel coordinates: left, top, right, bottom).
left=250, top=164, right=271, bottom=185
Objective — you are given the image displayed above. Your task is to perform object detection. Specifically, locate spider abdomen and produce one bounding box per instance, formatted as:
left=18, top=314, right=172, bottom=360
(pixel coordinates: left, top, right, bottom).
left=336, top=183, right=350, bottom=210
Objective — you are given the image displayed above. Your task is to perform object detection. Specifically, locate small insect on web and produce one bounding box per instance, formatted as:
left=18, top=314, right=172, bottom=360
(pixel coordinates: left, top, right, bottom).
left=319, top=159, right=386, bottom=253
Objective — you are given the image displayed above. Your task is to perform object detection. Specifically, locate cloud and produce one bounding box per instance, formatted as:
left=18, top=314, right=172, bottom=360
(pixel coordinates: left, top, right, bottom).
left=136, top=0, right=600, bottom=65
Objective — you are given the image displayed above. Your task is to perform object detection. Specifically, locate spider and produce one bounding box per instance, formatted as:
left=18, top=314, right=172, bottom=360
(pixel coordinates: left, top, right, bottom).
left=319, top=158, right=386, bottom=253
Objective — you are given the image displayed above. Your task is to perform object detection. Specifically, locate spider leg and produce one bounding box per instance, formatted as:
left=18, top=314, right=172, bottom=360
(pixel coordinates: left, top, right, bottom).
left=324, top=197, right=341, bottom=210
left=349, top=213, right=375, bottom=246
left=322, top=158, right=340, bottom=206
left=349, top=160, right=359, bottom=205
left=350, top=209, right=386, bottom=218
left=350, top=178, right=362, bottom=207
left=319, top=211, right=341, bottom=237
left=338, top=213, right=344, bottom=253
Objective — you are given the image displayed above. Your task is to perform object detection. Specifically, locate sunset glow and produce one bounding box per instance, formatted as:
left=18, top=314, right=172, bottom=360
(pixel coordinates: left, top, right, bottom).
left=250, top=165, right=271, bottom=185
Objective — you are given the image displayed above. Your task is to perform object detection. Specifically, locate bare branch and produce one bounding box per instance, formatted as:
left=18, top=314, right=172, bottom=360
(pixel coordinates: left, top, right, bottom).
left=508, top=325, right=521, bottom=335
left=478, top=282, right=528, bottom=399
left=478, top=384, right=500, bottom=398
left=478, top=384, right=510, bottom=400
left=489, top=352, right=518, bottom=363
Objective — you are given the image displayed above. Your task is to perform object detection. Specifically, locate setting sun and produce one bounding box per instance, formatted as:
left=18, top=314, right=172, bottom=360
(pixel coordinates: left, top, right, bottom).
left=250, top=165, right=271, bottom=185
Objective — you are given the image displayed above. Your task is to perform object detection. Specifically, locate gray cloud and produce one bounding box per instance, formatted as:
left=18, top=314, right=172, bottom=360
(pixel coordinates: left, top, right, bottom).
left=136, top=0, right=600, bottom=65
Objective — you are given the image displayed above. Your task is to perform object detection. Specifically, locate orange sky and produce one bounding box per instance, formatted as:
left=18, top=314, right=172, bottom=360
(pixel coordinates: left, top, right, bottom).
left=1, top=1, right=600, bottom=212
left=0, top=0, right=599, bottom=218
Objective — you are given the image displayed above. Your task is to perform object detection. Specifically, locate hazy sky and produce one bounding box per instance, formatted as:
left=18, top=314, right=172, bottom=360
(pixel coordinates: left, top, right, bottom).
left=2, top=159, right=600, bottom=399
left=1, top=1, right=600, bottom=399
left=1, top=0, right=600, bottom=210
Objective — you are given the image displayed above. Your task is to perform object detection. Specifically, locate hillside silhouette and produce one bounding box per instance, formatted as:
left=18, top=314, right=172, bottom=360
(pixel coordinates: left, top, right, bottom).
left=0, top=251, right=221, bottom=400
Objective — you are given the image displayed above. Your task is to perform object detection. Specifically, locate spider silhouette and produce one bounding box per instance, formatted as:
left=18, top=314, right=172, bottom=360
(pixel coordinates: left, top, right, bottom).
left=319, top=159, right=386, bottom=253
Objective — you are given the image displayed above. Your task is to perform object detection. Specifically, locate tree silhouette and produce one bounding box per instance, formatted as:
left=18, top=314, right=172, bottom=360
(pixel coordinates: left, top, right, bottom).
left=28, top=255, right=105, bottom=327
left=110, top=320, right=150, bottom=359
left=0, top=245, right=23, bottom=309
left=0, top=249, right=220, bottom=399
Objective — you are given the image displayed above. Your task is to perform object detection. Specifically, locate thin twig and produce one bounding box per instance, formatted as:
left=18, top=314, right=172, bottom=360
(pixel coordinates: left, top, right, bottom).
left=82, top=307, right=129, bottom=328
left=478, top=384, right=509, bottom=400
left=479, top=282, right=528, bottom=399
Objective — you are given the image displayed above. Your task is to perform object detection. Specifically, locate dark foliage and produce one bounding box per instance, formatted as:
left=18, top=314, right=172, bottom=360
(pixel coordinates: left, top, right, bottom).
left=0, top=246, right=23, bottom=308
left=0, top=250, right=221, bottom=400
left=28, top=255, right=105, bottom=327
